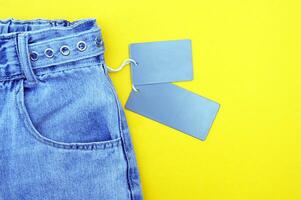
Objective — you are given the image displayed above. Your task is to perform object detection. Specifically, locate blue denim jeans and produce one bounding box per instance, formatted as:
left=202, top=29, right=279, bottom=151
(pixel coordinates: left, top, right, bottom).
left=0, top=18, right=143, bottom=200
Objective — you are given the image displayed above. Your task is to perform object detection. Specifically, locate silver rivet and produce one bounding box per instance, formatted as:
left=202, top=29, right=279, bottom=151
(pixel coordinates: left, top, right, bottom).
left=76, top=41, right=87, bottom=52
left=44, top=48, right=54, bottom=58
left=60, top=45, right=70, bottom=56
left=95, top=37, right=103, bottom=47
left=30, top=51, right=39, bottom=61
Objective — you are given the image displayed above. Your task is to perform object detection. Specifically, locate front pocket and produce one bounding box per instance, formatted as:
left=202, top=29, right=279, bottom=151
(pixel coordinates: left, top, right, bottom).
left=16, top=65, right=122, bottom=150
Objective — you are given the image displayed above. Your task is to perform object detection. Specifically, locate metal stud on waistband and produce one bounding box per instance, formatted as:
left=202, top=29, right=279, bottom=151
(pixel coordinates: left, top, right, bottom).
left=44, top=48, right=54, bottom=58
left=60, top=45, right=70, bottom=56
left=76, top=41, right=87, bottom=52
left=29, top=51, right=39, bottom=61
left=95, top=37, right=103, bottom=48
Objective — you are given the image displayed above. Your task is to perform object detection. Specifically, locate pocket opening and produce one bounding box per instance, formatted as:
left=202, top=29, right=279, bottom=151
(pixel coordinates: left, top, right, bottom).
left=15, top=78, right=122, bottom=151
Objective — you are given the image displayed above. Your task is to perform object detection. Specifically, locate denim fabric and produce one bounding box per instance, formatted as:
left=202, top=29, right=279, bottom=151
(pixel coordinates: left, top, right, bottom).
left=0, top=18, right=143, bottom=200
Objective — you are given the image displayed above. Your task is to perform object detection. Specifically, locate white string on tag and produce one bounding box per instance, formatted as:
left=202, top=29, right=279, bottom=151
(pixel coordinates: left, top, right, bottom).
left=104, top=58, right=139, bottom=92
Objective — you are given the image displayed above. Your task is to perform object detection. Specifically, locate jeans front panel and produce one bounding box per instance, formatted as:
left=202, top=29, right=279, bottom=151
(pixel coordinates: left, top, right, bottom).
left=0, top=18, right=143, bottom=200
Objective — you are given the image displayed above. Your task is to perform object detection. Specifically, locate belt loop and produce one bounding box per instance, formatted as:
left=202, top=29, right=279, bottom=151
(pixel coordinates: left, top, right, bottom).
left=17, top=33, right=38, bottom=87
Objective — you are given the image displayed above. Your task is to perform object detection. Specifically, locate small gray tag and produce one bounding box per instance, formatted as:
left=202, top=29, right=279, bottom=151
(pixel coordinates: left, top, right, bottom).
left=125, top=83, right=220, bottom=141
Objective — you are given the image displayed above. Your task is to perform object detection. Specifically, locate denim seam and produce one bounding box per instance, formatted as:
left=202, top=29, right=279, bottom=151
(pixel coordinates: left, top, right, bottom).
left=14, top=34, right=23, bottom=77
left=15, top=79, right=121, bottom=151
left=17, top=33, right=38, bottom=85
left=102, top=63, right=135, bottom=199
left=0, top=61, right=102, bottom=82
left=0, top=74, right=25, bottom=82
left=35, top=61, right=104, bottom=77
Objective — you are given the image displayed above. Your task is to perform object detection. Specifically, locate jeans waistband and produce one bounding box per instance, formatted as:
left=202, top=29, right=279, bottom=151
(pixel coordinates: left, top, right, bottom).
left=0, top=18, right=105, bottom=81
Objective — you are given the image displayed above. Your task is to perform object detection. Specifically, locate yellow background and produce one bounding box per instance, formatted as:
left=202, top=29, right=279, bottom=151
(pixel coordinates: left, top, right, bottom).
left=1, top=0, right=300, bottom=199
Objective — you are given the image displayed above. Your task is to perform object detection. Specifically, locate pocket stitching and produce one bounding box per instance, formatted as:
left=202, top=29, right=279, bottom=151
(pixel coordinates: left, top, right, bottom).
left=15, top=79, right=121, bottom=151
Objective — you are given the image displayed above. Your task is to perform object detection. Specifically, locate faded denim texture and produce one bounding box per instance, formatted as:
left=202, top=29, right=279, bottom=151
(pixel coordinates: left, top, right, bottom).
left=0, top=18, right=143, bottom=200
